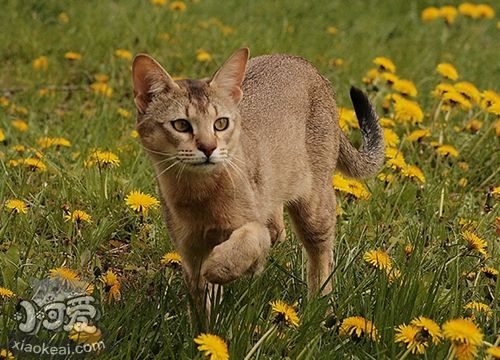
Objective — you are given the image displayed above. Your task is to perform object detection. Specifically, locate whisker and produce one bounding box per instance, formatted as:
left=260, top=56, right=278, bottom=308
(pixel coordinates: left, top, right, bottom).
left=142, top=146, right=175, bottom=157
left=156, top=160, right=181, bottom=179
left=223, top=163, right=237, bottom=200
left=153, top=156, right=179, bottom=167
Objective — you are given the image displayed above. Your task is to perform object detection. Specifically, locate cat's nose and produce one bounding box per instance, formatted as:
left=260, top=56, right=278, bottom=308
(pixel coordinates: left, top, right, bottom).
left=197, top=144, right=216, bottom=158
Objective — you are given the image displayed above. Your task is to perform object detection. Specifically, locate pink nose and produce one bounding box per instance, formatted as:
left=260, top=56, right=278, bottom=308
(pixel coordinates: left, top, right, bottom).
left=197, top=144, right=216, bottom=157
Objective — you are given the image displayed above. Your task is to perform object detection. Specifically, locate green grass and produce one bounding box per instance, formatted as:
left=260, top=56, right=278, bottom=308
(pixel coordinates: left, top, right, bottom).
left=0, top=0, right=499, bottom=359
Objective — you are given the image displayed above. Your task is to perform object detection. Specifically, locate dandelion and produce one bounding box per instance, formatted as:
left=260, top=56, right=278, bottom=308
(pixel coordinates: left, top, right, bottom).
left=480, top=266, right=498, bottom=279
left=125, top=190, right=160, bottom=216
left=130, top=130, right=139, bottom=138
left=270, top=300, right=300, bottom=328
left=101, top=270, right=121, bottom=302
left=0, top=129, right=5, bottom=142
left=86, top=149, right=120, bottom=168
left=11, top=119, right=28, bottom=132
left=363, top=249, right=392, bottom=271
left=194, top=333, right=229, bottom=360
left=383, top=128, right=399, bottom=147
left=401, top=165, right=426, bottom=183
left=454, top=82, right=480, bottom=104
left=326, top=26, right=337, bottom=35
left=486, top=346, right=500, bottom=359
left=49, top=267, right=80, bottom=282
left=338, top=107, right=358, bottom=132
left=373, top=56, right=396, bottom=73
left=437, top=63, right=459, bottom=80
left=90, top=82, right=113, bottom=97
left=5, top=199, right=28, bottom=214
left=37, top=137, right=71, bottom=149
left=0, top=287, right=15, bottom=299
left=392, top=79, right=417, bottom=97
left=404, top=244, right=414, bottom=256
left=332, top=174, right=371, bottom=199
left=439, top=6, right=458, bottom=25
left=170, top=1, right=187, bottom=11
left=407, top=128, right=430, bottom=142
left=0, top=348, right=14, bottom=360
left=480, top=90, right=500, bottom=109
left=150, top=0, right=166, bottom=5
left=463, top=301, right=492, bottom=319
left=114, top=49, right=132, bottom=60
left=32, top=56, right=49, bottom=71
left=394, top=98, right=424, bottom=124
left=436, top=145, right=459, bottom=158
left=458, top=3, right=481, bottom=18
left=161, top=251, right=182, bottom=267
left=380, top=117, right=395, bottom=128
left=94, top=73, right=109, bottom=83
left=433, top=83, right=456, bottom=99
left=443, top=318, right=482, bottom=360
left=64, top=52, right=82, bottom=61
left=58, top=12, right=70, bottom=23
left=442, top=91, right=472, bottom=112
left=68, top=322, right=102, bottom=344
left=486, top=102, right=500, bottom=116
left=463, top=119, right=482, bottom=133
left=362, top=68, right=381, bottom=85
left=476, top=4, right=495, bottom=18
left=386, top=155, right=407, bottom=171
left=64, top=209, right=92, bottom=224
left=339, top=316, right=379, bottom=341
left=410, top=317, right=442, bottom=344
left=421, top=7, right=441, bottom=21
left=395, top=324, right=428, bottom=354
left=21, top=157, right=46, bottom=171
left=196, top=49, right=212, bottom=62
left=462, top=231, right=487, bottom=256
left=117, top=108, right=131, bottom=118
left=378, top=173, right=395, bottom=183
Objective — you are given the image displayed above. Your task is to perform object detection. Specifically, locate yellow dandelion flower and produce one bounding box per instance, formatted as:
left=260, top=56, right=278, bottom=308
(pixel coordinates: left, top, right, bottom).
left=439, top=6, right=458, bottom=25
left=404, top=244, right=414, bottom=256
left=373, top=56, right=396, bottom=73
left=380, top=72, right=399, bottom=85
left=394, top=98, right=423, bottom=124
left=101, top=270, right=121, bottom=302
left=410, top=317, right=442, bottom=344
left=436, top=144, right=459, bottom=158
left=432, top=83, right=456, bottom=99
left=68, top=322, right=102, bottom=344
left=486, top=346, right=500, bottom=359
left=150, top=0, right=167, bottom=5
left=463, top=119, right=482, bottom=133
left=480, top=90, right=500, bottom=109
left=458, top=178, right=468, bottom=187
left=326, top=26, right=338, bottom=35
left=64, top=52, right=82, bottom=61
left=362, top=68, right=381, bottom=85
left=477, top=4, right=495, bottom=19
left=462, top=231, right=487, bottom=256
left=495, top=120, right=500, bottom=137
left=407, top=128, right=430, bottom=142
left=378, top=173, right=395, bottom=183
left=363, top=249, right=392, bottom=271
left=49, top=267, right=80, bottom=282
left=0, top=287, right=15, bottom=299
left=386, top=156, right=407, bottom=171
left=194, top=333, right=229, bottom=360
left=0, top=348, right=14, bottom=360
left=458, top=162, right=469, bottom=172
left=459, top=3, right=481, bottom=18
left=464, top=301, right=492, bottom=319
left=454, top=82, right=480, bottom=104
left=0, top=129, right=5, bottom=142
left=114, top=49, right=132, bottom=60
left=383, top=128, right=399, bottom=147
left=453, top=342, right=479, bottom=360
left=401, top=165, right=426, bottom=183
left=486, top=102, right=500, bottom=116
left=443, top=318, right=482, bottom=346
left=380, top=117, right=395, bottom=128
left=392, top=79, right=417, bottom=97
left=58, top=12, right=70, bottom=24
left=338, top=107, right=358, bottom=132
left=5, top=199, right=28, bottom=214
left=161, top=251, right=182, bottom=267
left=11, top=119, right=29, bottom=132
left=332, top=174, right=371, bottom=199
left=90, top=82, right=113, bottom=97
left=0, top=97, right=9, bottom=107
left=270, top=300, right=300, bottom=328
left=339, top=316, right=379, bottom=341
left=385, top=147, right=405, bottom=161
left=21, top=157, right=47, bottom=171
left=442, top=91, right=472, bottom=112
left=125, top=190, right=160, bottom=216
left=64, top=210, right=92, bottom=224
left=86, top=149, right=120, bottom=168
left=421, top=7, right=441, bottom=21
left=117, top=108, right=131, bottom=118
left=395, top=324, right=428, bottom=354
left=170, top=1, right=187, bottom=11
left=130, top=130, right=139, bottom=138
left=37, top=137, right=71, bottom=149
left=94, top=73, right=109, bottom=83
left=437, top=63, right=459, bottom=80
left=32, top=56, right=49, bottom=71
left=196, top=49, right=212, bottom=62
left=480, top=266, right=498, bottom=279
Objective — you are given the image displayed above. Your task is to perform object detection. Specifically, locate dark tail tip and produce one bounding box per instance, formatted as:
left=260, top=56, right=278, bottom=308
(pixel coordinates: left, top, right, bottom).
left=349, top=86, right=377, bottom=131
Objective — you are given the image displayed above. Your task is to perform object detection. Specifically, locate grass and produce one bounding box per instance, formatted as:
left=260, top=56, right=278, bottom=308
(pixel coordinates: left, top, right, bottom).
left=0, top=0, right=499, bottom=359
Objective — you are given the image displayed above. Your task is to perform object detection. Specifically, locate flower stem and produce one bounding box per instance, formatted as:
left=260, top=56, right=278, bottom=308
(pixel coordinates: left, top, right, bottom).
left=244, top=325, right=277, bottom=360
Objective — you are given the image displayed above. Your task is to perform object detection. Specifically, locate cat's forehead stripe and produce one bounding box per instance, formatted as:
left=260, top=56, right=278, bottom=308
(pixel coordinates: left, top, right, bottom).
left=181, top=79, right=210, bottom=113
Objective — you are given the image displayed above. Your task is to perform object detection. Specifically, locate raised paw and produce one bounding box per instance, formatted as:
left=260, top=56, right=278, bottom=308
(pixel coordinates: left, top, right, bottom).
left=201, top=242, right=244, bottom=284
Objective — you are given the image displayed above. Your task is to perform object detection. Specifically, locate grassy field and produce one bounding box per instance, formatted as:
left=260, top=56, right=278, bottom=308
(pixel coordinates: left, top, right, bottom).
left=0, top=0, right=499, bottom=359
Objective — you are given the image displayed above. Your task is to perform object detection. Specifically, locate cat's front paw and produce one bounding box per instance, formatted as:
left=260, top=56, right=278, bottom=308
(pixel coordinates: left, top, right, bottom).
left=201, top=243, right=243, bottom=285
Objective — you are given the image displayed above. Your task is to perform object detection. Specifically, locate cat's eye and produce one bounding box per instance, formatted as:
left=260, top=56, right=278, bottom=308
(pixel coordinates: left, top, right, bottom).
left=171, top=119, right=192, bottom=133
left=214, top=117, right=229, bottom=131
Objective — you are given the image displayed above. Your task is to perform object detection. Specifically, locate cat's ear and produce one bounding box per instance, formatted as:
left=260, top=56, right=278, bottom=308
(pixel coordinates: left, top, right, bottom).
left=132, top=54, right=180, bottom=114
left=209, top=48, right=249, bottom=104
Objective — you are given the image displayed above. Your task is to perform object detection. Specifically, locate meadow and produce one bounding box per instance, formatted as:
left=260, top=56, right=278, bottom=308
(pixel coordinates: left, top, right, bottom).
left=0, top=0, right=499, bottom=359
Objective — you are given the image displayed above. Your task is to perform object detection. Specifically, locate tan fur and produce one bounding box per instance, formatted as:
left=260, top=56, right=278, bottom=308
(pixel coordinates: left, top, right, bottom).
left=132, top=48, right=384, bottom=312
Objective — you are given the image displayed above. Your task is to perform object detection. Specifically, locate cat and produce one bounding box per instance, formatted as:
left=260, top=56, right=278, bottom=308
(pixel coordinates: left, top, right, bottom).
left=131, top=48, right=384, bottom=312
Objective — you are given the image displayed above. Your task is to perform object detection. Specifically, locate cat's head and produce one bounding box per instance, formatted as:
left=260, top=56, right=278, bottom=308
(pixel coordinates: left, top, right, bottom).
left=132, top=48, right=249, bottom=175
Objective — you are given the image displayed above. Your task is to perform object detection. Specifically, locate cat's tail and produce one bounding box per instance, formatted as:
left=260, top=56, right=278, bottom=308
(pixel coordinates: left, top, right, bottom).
left=337, top=87, right=384, bottom=179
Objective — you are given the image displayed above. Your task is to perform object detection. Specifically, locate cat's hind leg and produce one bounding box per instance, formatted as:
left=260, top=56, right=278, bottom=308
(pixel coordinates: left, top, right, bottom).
left=267, top=205, right=287, bottom=244
left=201, top=222, right=271, bottom=284
left=287, top=186, right=336, bottom=296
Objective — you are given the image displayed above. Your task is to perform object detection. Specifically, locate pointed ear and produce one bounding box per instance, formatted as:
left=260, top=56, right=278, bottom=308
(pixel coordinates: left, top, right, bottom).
left=132, top=54, right=180, bottom=114
left=209, top=48, right=249, bottom=104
